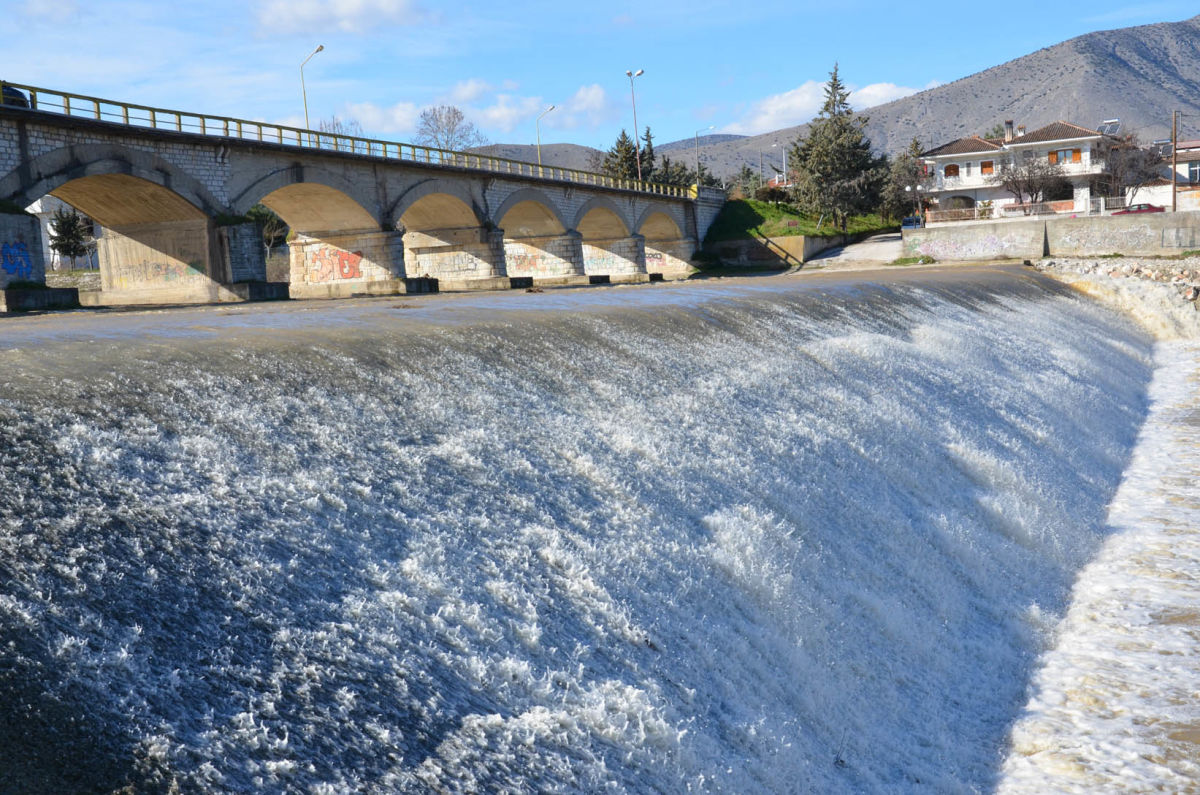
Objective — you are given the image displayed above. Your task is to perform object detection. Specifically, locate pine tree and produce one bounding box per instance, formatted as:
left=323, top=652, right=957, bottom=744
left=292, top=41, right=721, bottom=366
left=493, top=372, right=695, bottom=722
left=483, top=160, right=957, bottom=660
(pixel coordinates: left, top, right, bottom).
left=639, top=127, right=656, bottom=182
left=48, top=208, right=90, bottom=269
left=601, top=129, right=640, bottom=180
left=789, top=64, right=884, bottom=231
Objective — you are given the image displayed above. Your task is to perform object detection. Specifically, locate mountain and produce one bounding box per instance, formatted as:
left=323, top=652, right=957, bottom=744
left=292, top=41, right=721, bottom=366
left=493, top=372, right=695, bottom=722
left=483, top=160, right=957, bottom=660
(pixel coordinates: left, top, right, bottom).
left=488, top=15, right=1200, bottom=182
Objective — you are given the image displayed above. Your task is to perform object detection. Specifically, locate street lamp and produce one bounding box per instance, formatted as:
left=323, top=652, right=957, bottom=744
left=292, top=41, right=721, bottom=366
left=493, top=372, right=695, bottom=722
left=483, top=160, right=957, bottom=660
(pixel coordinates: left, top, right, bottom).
left=536, top=105, right=555, bottom=167
left=905, top=185, right=920, bottom=215
left=625, top=69, right=644, bottom=181
left=300, top=44, right=324, bottom=140
left=773, top=142, right=787, bottom=187
left=694, top=125, right=714, bottom=183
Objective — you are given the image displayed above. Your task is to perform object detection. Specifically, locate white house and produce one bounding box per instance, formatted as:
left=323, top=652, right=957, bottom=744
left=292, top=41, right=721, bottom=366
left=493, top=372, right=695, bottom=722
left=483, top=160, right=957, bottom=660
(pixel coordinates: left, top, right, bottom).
left=921, top=121, right=1118, bottom=223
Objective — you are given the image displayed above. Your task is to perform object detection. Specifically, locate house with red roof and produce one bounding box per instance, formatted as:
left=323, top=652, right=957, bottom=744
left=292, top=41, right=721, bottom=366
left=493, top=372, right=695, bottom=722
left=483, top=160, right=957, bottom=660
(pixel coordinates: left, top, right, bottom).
left=921, top=120, right=1119, bottom=223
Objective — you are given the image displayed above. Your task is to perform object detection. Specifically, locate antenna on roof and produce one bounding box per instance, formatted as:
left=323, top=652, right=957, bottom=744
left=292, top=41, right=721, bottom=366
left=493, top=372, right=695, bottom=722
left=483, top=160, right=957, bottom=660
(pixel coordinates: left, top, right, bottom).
left=1098, top=118, right=1121, bottom=136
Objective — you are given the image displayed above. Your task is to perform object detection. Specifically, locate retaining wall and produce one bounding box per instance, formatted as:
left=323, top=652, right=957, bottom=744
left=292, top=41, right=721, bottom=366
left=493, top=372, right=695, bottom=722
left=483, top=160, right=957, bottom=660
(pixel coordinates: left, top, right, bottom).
left=903, top=211, right=1200, bottom=261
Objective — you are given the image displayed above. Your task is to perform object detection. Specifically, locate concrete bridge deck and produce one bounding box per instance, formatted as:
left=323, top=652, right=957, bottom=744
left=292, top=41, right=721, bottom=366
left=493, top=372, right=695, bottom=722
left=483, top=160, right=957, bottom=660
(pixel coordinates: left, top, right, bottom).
left=0, top=81, right=725, bottom=307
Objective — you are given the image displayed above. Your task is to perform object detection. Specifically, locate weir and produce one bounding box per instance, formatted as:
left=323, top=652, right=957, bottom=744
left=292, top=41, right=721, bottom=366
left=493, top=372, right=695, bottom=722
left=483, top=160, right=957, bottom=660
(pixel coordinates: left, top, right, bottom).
left=0, top=268, right=1163, bottom=792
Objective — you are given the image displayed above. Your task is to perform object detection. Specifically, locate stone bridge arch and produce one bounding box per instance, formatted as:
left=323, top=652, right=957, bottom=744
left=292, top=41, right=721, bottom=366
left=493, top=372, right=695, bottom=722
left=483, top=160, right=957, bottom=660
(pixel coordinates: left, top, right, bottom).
left=0, top=143, right=224, bottom=219
left=230, top=164, right=383, bottom=234
left=494, top=188, right=581, bottom=281
left=575, top=197, right=645, bottom=279
left=0, top=143, right=257, bottom=302
left=636, top=205, right=694, bottom=277
left=394, top=180, right=502, bottom=288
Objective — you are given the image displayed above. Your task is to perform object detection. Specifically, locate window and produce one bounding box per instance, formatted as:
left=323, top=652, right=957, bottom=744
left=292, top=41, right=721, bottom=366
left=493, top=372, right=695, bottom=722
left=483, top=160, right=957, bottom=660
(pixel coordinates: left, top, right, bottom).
left=966, top=162, right=973, bottom=176
left=981, top=160, right=994, bottom=175
left=1050, top=148, right=1081, bottom=165
left=1189, top=162, right=1200, bottom=184
left=944, top=164, right=960, bottom=178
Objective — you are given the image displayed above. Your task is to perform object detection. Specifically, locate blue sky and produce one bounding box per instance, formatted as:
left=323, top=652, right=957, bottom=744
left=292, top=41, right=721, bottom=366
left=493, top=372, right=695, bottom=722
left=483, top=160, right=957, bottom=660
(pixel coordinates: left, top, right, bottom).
left=3, top=1, right=1195, bottom=149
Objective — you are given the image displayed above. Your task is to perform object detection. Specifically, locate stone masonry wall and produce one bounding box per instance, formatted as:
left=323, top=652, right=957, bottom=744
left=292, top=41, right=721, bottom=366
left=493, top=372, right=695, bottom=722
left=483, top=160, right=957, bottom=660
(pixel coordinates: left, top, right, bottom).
left=0, top=211, right=45, bottom=288
left=290, top=231, right=404, bottom=287
left=503, top=234, right=582, bottom=278
left=219, top=222, right=267, bottom=283
left=582, top=237, right=645, bottom=275
left=644, top=239, right=695, bottom=275
left=0, top=116, right=231, bottom=204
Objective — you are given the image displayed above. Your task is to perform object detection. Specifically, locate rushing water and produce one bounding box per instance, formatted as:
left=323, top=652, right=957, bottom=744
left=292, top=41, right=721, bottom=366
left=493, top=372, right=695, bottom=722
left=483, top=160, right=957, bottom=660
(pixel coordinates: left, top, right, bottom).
left=0, top=269, right=1160, bottom=792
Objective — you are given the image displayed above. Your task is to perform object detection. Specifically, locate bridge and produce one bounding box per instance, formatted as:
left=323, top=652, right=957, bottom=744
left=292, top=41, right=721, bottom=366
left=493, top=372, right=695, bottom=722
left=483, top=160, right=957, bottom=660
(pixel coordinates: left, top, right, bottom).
left=0, top=82, right=725, bottom=306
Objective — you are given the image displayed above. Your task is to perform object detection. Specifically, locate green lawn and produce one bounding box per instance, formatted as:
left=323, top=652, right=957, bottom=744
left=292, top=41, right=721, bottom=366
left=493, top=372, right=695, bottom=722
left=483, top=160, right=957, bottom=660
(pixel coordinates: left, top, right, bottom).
left=704, top=199, right=896, bottom=243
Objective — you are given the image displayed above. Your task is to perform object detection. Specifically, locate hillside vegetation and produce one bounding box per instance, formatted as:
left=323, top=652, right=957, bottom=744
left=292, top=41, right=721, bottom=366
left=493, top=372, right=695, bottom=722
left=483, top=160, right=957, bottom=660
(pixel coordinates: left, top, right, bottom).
left=704, top=200, right=894, bottom=243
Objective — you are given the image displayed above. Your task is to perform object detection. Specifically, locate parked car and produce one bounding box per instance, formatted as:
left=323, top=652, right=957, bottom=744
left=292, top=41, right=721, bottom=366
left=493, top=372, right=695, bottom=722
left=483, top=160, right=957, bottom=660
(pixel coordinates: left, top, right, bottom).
left=901, top=215, right=924, bottom=230
left=1113, top=203, right=1165, bottom=215
left=1, top=85, right=29, bottom=108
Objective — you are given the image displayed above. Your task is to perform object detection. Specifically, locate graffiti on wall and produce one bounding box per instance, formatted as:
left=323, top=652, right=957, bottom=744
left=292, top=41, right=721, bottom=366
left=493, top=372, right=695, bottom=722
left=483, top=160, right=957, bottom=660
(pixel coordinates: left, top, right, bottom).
left=1, top=241, right=33, bottom=281
left=310, top=248, right=364, bottom=281
left=113, top=260, right=206, bottom=289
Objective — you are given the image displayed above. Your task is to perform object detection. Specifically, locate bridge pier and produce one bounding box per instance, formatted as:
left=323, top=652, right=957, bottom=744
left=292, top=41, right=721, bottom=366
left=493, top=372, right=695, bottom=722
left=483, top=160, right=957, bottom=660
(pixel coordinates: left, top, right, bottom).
left=581, top=234, right=649, bottom=283
left=503, top=230, right=588, bottom=286
left=643, top=237, right=697, bottom=279
left=289, top=229, right=407, bottom=299
left=86, top=218, right=274, bottom=305
left=402, top=226, right=509, bottom=291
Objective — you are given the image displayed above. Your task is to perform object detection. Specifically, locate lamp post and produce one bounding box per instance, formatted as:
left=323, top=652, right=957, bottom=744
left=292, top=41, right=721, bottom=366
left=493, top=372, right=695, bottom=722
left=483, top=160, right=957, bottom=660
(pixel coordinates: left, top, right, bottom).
left=694, top=125, right=713, bottom=183
left=300, top=44, right=324, bottom=143
left=625, top=69, right=644, bottom=181
left=773, top=142, right=787, bottom=187
left=536, top=105, right=556, bottom=167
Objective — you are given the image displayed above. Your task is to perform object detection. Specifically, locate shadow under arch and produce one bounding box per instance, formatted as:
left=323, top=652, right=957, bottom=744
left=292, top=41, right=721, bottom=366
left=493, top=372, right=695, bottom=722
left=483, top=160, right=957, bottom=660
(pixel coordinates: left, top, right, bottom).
left=389, top=179, right=487, bottom=232
left=572, top=196, right=632, bottom=238
left=231, top=165, right=383, bottom=235
left=492, top=188, right=569, bottom=237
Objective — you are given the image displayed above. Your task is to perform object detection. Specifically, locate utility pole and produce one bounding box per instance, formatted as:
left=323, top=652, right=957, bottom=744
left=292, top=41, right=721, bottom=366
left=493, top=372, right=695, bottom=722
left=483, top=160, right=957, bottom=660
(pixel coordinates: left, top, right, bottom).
left=1172, top=110, right=1179, bottom=213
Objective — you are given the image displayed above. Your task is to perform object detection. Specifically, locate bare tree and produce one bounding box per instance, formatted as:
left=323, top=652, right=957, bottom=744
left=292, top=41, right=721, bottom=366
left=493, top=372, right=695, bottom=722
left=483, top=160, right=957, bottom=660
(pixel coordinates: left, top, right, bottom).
left=987, top=154, right=1069, bottom=210
left=318, top=116, right=365, bottom=137
left=1100, top=135, right=1163, bottom=205
left=415, top=105, right=487, bottom=151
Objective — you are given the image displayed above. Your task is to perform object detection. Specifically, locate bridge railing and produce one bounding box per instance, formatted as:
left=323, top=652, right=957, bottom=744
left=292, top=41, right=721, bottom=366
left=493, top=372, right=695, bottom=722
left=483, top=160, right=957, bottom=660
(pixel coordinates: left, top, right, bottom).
left=0, top=81, right=695, bottom=198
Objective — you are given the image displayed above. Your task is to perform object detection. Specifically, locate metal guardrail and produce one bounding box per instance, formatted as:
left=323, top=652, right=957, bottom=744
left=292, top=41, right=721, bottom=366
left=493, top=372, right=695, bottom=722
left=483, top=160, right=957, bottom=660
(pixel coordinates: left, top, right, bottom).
left=0, top=80, right=695, bottom=199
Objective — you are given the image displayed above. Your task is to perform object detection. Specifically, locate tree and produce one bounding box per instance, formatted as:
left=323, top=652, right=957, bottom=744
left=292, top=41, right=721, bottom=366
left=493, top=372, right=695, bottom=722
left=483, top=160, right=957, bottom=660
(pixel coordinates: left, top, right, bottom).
left=987, top=154, right=1068, bottom=209
left=653, top=156, right=693, bottom=187
left=881, top=137, right=929, bottom=220
left=415, top=105, right=487, bottom=151
left=601, top=129, right=640, bottom=180
left=982, top=122, right=1007, bottom=140
left=48, top=208, right=91, bottom=269
left=789, top=64, right=885, bottom=231
left=1100, top=135, right=1163, bottom=205
left=245, top=204, right=289, bottom=260
left=318, top=116, right=365, bottom=137
left=639, top=127, right=655, bottom=182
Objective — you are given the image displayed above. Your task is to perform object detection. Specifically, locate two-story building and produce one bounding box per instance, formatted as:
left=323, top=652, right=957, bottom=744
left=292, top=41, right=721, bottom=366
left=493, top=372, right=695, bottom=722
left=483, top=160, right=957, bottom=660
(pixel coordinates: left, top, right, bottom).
left=921, top=121, right=1117, bottom=222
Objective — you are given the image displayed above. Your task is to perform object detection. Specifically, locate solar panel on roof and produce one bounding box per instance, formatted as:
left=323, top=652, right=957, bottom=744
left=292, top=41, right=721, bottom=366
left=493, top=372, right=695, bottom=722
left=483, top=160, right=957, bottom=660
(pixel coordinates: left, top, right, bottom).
left=1098, top=119, right=1121, bottom=136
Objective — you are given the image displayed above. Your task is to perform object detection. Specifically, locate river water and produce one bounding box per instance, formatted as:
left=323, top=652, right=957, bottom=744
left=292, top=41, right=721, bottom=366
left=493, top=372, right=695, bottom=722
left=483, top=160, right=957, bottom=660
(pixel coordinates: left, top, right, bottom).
left=0, top=267, right=1190, bottom=792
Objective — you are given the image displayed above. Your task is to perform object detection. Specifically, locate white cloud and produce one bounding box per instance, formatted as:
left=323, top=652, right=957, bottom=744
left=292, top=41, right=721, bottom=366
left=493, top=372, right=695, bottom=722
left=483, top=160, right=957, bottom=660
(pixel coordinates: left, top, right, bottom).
left=449, top=79, right=492, bottom=104
left=22, top=0, right=78, bottom=21
left=725, top=79, right=926, bottom=135
left=257, top=0, right=425, bottom=34
left=723, top=81, right=825, bottom=135
left=344, top=100, right=420, bottom=135
left=849, top=82, right=921, bottom=110
left=476, top=94, right=544, bottom=133
left=557, top=84, right=618, bottom=130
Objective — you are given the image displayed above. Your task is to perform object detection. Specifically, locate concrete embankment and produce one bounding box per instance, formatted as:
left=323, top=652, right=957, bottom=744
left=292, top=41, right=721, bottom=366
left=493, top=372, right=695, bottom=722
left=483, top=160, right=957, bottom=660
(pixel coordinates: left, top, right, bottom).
left=905, top=211, right=1200, bottom=262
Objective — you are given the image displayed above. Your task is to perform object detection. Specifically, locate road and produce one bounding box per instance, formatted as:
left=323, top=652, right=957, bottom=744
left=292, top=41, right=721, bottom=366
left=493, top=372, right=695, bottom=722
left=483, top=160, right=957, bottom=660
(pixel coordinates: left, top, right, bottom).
left=806, top=232, right=904, bottom=269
